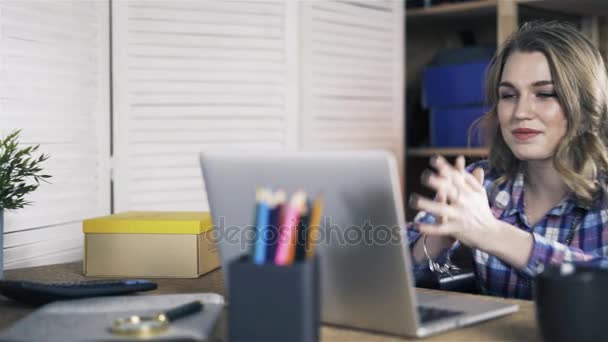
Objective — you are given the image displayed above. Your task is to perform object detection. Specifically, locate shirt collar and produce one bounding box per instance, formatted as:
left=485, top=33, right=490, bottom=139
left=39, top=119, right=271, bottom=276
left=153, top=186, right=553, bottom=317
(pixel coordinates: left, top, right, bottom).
left=496, top=164, right=589, bottom=217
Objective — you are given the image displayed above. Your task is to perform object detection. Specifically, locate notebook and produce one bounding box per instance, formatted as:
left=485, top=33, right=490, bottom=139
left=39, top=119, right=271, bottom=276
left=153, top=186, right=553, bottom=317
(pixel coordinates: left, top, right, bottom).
left=0, top=293, right=224, bottom=341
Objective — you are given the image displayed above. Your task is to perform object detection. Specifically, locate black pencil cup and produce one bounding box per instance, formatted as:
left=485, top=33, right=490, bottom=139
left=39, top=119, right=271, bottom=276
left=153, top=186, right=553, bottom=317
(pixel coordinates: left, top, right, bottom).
left=228, top=255, right=320, bottom=342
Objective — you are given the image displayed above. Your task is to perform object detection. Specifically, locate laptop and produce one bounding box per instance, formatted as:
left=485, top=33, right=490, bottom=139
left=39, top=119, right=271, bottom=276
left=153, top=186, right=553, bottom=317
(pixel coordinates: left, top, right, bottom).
left=200, top=150, right=518, bottom=338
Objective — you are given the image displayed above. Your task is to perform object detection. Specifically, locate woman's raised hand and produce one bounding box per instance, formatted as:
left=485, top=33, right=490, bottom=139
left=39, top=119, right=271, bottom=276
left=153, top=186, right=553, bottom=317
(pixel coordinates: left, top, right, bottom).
left=410, top=155, right=497, bottom=249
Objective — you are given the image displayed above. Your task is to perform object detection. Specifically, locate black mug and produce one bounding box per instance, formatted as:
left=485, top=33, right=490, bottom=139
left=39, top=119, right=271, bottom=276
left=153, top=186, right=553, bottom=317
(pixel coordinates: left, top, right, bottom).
left=535, top=264, right=608, bottom=342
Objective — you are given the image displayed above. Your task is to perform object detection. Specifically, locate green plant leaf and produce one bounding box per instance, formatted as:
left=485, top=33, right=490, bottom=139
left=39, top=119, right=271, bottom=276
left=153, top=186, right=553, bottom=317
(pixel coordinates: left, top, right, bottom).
left=0, top=130, right=51, bottom=210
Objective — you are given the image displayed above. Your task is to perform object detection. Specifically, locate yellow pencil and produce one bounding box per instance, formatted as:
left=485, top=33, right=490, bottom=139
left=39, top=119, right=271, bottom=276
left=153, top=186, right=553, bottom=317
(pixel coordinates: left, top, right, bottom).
left=306, top=195, right=324, bottom=259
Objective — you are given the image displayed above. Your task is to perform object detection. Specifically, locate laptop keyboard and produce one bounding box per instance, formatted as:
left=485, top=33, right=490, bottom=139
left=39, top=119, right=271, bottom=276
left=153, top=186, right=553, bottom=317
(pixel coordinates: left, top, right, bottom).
left=417, top=306, right=463, bottom=324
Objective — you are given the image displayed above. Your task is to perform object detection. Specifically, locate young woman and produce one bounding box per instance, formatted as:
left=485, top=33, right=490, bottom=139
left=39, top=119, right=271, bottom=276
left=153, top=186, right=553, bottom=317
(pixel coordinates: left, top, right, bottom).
left=407, top=21, right=608, bottom=299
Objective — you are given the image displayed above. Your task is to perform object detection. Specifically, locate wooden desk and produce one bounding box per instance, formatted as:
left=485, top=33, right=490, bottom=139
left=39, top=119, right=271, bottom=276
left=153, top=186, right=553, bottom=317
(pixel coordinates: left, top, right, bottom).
left=0, top=262, right=541, bottom=341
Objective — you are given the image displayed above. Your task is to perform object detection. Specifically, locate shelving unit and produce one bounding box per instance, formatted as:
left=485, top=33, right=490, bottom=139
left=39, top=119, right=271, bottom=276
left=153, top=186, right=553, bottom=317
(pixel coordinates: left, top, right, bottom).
left=403, top=0, right=607, bottom=219
left=407, top=0, right=498, bottom=19
left=407, top=148, right=488, bottom=158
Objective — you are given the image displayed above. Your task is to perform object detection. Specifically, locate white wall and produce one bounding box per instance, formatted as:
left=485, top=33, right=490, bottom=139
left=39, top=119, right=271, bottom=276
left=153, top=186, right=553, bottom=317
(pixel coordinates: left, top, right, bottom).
left=0, top=0, right=111, bottom=269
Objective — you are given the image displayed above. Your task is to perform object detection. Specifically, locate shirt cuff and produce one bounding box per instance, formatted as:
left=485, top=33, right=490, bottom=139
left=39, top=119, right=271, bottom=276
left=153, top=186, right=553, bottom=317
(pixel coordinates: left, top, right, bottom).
left=521, top=232, right=555, bottom=277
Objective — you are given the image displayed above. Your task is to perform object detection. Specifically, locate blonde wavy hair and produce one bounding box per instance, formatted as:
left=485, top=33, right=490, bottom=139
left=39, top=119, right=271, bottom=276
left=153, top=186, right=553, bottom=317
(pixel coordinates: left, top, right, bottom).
left=475, top=21, right=608, bottom=203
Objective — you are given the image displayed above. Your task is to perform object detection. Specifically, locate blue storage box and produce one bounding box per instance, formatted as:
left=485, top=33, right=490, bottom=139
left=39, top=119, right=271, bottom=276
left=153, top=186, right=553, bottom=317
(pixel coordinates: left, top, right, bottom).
left=422, top=61, right=489, bottom=108
left=431, top=106, right=486, bottom=147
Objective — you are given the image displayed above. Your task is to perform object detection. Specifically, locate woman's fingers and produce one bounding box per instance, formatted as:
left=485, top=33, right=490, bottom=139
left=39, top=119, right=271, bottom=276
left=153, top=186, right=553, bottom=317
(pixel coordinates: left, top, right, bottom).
left=409, top=193, right=457, bottom=219
left=432, top=155, right=468, bottom=190
left=464, top=169, right=485, bottom=192
left=472, top=167, right=484, bottom=184
left=416, top=222, right=458, bottom=236
left=455, top=155, right=465, bottom=171
left=430, top=155, right=452, bottom=177
left=434, top=188, right=448, bottom=224
left=422, top=169, right=461, bottom=203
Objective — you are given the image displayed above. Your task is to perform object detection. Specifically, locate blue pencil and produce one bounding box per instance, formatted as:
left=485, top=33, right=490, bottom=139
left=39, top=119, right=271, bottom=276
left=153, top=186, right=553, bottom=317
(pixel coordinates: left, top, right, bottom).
left=253, top=188, right=271, bottom=264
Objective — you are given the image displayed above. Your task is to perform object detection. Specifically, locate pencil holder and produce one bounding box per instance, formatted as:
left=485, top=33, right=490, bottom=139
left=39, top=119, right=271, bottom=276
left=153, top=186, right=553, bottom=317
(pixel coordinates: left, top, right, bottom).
left=228, top=255, right=320, bottom=342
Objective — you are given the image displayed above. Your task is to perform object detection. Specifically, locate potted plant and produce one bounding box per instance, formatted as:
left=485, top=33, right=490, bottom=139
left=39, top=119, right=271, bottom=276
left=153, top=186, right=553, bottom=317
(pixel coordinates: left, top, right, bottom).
left=0, top=130, right=51, bottom=277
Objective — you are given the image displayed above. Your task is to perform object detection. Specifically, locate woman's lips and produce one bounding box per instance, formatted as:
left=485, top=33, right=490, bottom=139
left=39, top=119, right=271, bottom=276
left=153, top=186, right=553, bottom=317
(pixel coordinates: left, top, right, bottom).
left=512, top=129, right=541, bottom=141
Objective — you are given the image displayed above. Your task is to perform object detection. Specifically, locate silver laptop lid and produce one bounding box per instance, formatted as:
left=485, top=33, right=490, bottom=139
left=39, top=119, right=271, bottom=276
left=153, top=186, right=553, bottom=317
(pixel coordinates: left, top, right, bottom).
left=200, top=150, right=419, bottom=335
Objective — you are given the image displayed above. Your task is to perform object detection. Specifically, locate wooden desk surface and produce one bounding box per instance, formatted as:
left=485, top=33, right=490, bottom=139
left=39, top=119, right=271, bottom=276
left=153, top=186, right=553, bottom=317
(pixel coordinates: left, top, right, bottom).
left=0, top=262, right=541, bottom=341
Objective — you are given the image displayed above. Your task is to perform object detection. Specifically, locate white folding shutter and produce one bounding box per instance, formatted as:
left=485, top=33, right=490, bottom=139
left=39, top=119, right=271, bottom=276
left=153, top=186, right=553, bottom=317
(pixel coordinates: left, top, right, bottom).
left=112, top=0, right=295, bottom=212
left=299, top=0, right=404, bottom=169
left=0, top=1, right=111, bottom=268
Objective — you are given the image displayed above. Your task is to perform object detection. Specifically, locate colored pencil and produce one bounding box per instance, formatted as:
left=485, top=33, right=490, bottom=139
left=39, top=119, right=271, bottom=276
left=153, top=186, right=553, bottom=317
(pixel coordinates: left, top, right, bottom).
left=306, top=195, right=324, bottom=259
left=252, top=187, right=272, bottom=264
left=274, top=190, right=307, bottom=265
left=294, top=201, right=310, bottom=262
left=266, top=189, right=286, bottom=261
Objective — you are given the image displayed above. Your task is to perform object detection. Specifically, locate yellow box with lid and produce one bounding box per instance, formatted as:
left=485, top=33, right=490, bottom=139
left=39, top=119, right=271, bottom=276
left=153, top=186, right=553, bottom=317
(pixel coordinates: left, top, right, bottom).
left=83, top=211, right=220, bottom=278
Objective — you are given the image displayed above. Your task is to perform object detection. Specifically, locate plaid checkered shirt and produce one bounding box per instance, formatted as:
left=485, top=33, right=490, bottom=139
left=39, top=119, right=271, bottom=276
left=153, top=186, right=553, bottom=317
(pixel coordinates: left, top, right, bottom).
left=407, top=160, right=608, bottom=299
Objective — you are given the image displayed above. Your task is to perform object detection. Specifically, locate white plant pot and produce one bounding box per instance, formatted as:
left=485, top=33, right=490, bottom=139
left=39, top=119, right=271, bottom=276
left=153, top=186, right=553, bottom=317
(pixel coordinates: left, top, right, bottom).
left=0, top=210, right=3, bottom=278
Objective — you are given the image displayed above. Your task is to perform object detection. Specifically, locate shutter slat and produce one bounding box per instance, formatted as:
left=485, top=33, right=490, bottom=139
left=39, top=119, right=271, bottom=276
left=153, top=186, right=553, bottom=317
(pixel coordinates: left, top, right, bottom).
left=5, top=248, right=82, bottom=270
left=129, top=106, right=285, bottom=118
left=312, top=4, right=393, bottom=32
left=130, top=190, right=204, bottom=205
left=1, top=1, right=110, bottom=268
left=132, top=117, right=284, bottom=131
left=114, top=0, right=289, bottom=211
left=312, top=19, right=392, bottom=43
left=132, top=82, right=284, bottom=94
left=129, top=7, right=284, bottom=26
left=131, top=178, right=202, bottom=193
left=311, top=40, right=393, bottom=62
left=129, top=33, right=284, bottom=50
left=128, top=142, right=283, bottom=156
left=4, top=237, right=82, bottom=267
left=5, top=223, right=81, bottom=249
left=129, top=58, right=284, bottom=71
left=130, top=45, right=284, bottom=61
left=129, top=20, right=284, bottom=39
left=131, top=93, right=284, bottom=106
left=129, top=69, right=285, bottom=83
left=311, top=1, right=393, bottom=23
left=312, top=86, right=392, bottom=98
left=130, top=131, right=284, bottom=143
left=128, top=1, right=284, bottom=16
left=3, top=1, right=97, bottom=19
left=301, top=0, right=402, bottom=160
left=312, top=28, right=392, bottom=50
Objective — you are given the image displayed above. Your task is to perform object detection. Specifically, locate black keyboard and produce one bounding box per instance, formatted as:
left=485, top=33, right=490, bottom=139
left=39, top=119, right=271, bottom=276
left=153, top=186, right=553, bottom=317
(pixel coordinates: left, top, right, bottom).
left=417, top=306, right=462, bottom=324
left=0, top=279, right=158, bottom=306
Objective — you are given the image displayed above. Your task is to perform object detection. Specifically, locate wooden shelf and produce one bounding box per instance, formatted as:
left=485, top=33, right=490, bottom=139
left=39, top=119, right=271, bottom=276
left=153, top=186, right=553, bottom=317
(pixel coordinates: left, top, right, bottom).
left=407, top=0, right=608, bottom=20
left=407, top=0, right=498, bottom=20
left=519, top=0, right=608, bottom=16
left=407, top=147, right=489, bottom=157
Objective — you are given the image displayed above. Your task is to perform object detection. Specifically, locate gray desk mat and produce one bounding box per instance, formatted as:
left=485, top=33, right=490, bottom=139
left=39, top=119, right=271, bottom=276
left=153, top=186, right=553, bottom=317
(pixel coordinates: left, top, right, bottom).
left=0, top=293, right=224, bottom=342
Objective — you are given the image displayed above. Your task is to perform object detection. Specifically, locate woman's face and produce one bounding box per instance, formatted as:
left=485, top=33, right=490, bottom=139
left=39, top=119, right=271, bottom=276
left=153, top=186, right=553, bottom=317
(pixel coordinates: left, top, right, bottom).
left=497, top=51, right=568, bottom=161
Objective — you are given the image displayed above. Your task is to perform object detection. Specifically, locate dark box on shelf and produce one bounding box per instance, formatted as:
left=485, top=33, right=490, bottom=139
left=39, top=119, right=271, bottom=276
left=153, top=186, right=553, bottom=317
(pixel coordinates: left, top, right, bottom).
left=423, top=60, right=489, bottom=147
left=422, top=61, right=489, bottom=108
left=430, top=105, right=485, bottom=147
left=228, top=256, right=320, bottom=342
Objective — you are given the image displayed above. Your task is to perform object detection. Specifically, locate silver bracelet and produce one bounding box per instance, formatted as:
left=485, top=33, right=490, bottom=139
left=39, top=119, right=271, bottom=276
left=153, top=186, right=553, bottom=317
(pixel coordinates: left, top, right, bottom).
left=422, top=235, right=460, bottom=276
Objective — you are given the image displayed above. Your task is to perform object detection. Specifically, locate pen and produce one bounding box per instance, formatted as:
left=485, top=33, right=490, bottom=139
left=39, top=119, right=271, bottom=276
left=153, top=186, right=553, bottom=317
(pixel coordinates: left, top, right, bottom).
left=274, top=190, right=307, bottom=266
left=306, top=195, right=324, bottom=259
left=294, top=201, right=310, bottom=262
left=252, top=187, right=272, bottom=264
left=266, top=189, right=286, bottom=262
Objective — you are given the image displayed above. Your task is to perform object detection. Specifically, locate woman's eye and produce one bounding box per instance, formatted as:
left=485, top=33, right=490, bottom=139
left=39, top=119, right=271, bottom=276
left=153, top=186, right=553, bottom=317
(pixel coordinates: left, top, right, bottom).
left=499, top=93, right=515, bottom=99
left=537, top=92, right=557, bottom=98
